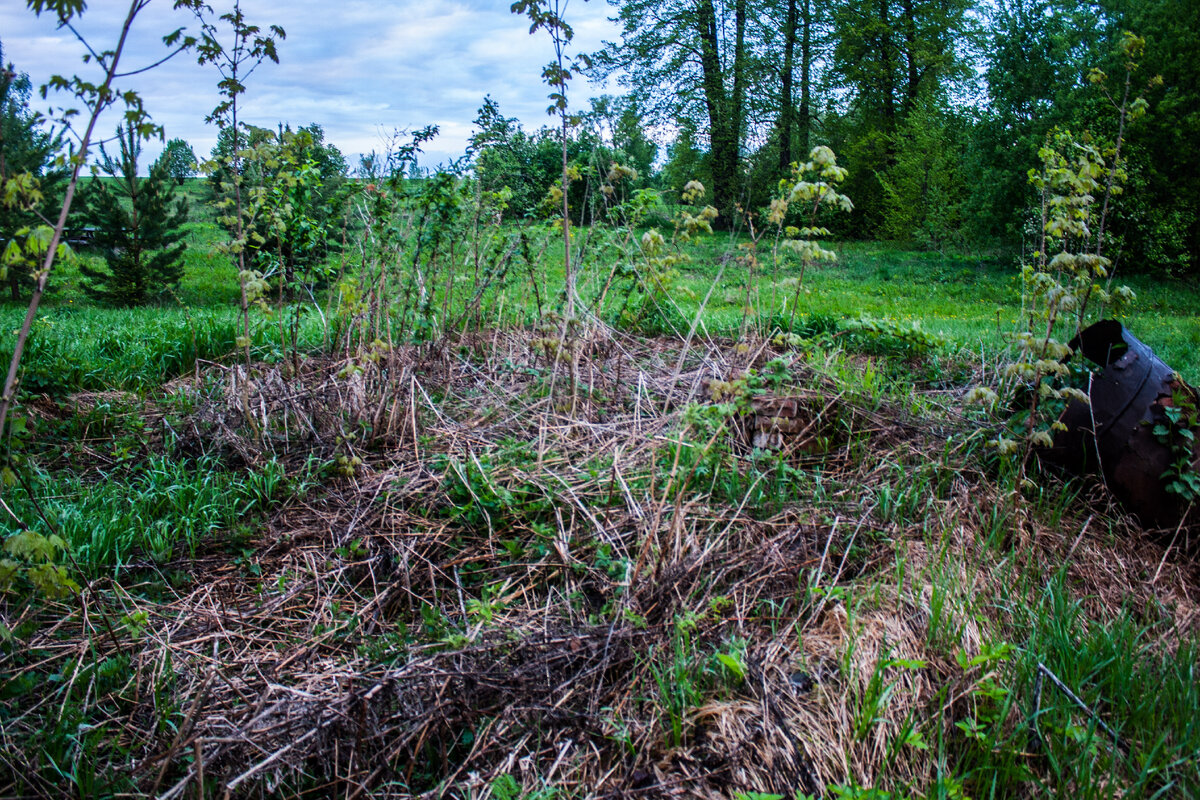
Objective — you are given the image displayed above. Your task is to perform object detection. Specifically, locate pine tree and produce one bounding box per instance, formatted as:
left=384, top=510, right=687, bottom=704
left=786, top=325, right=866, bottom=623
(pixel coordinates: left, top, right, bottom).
left=81, top=127, right=189, bottom=305
left=154, top=138, right=197, bottom=185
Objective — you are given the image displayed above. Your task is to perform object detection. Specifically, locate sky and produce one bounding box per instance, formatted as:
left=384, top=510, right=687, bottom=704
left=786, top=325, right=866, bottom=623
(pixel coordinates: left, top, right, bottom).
left=0, top=0, right=623, bottom=171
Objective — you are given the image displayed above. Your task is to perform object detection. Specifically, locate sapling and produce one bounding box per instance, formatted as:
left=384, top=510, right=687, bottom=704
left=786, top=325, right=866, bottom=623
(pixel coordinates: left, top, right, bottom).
left=510, top=0, right=591, bottom=321
left=181, top=0, right=285, bottom=371
left=765, top=146, right=853, bottom=331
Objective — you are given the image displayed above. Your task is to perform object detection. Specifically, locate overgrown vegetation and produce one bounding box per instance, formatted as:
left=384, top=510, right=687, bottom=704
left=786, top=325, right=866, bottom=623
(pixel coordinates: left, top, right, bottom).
left=0, top=2, right=1197, bottom=799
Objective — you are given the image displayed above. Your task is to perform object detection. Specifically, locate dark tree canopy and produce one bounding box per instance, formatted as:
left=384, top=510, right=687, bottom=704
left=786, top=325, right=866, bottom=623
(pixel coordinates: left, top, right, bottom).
left=581, top=0, right=1197, bottom=274
left=0, top=41, right=67, bottom=300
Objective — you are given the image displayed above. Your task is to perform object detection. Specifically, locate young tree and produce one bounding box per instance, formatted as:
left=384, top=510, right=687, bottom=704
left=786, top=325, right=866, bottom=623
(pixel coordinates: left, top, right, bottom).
left=182, top=0, right=284, bottom=366
left=153, top=137, right=197, bottom=184
left=511, top=0, right=590, bottom=317
left=878, top=97, right=969, bottom=249
left=80, top=126, right=189, bottom=305
left=0, top=1, right=196, bottom=444
left=661, top=117, right=708, bottom=194
left=234, top=124, right=350, bottom=294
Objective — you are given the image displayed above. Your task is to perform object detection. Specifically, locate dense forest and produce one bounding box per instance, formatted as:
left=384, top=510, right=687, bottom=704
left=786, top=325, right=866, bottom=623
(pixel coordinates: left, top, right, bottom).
left=467, top=0, right=1198, bottom=275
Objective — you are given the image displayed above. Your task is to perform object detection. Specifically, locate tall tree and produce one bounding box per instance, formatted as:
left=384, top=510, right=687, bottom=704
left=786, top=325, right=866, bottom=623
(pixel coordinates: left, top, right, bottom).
left=776, top=0, right=824, bottom=173
left=0, top=42, right=66, bottom=300
left=967, top=0, right=1109, bottom=243
left=80, top=127, right=189, bottom=306
left=829, top=0, right=977, bottom=233
left=833, top=0, right=975, bottom=131
left=592, top=0, right=759, bottom=224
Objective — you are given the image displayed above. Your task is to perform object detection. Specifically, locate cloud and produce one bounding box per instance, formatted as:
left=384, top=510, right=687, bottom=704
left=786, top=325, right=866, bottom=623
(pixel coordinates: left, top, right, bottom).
left=0, top=0, right=621, bottom=171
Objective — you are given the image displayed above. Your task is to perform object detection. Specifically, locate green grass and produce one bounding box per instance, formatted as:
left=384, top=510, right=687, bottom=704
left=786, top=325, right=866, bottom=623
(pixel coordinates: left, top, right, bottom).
left=5, top=454, right=311, bottom=575
left=0, top=304, right=331, bottom=394
left=661, top=240, right=1200, bottom=380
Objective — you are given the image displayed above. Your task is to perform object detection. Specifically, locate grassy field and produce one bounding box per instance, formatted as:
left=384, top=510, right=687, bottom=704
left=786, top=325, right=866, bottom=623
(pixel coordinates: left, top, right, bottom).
left=0, top=191, right=1198, bottom=798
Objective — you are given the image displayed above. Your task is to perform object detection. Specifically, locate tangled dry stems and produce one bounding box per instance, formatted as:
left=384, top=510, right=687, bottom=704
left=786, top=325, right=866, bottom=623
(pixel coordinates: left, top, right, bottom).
left=1, top=328, right=1196, bottom=798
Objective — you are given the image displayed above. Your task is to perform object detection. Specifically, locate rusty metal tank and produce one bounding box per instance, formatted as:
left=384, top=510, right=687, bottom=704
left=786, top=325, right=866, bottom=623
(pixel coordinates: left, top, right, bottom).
left=1040, top=320, right=1199, bottom=530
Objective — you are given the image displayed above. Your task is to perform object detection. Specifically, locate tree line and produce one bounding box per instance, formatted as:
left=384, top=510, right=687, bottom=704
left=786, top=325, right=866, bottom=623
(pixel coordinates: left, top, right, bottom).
left=3, top=0, right=1198, bottom=303
left=476, top=0, right=1198, bottom=275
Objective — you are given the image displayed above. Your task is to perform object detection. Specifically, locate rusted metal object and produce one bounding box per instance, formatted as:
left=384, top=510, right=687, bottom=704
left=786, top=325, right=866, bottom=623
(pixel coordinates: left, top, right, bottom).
left=1042, top=319, right=1200, bottom=529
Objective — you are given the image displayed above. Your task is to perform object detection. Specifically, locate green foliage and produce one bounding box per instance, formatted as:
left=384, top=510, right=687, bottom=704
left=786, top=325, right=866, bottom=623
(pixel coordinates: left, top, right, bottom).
left=153, top=137, right=198, bottom=184
left=660, top=118, right=709, bottom=199
left=1108, top=0, right=1200, bottom=276
left=0, top=43, right=66, bottom=301
left=980, top=577, right=1200, bottom=797
left=205, top=123, right=348, bottom=293
left=80, top=127, right=190, bottom=305
left=3, top=455, right=304, bottom=574
left=0, top=529, right=80, bottom=599
left=0, top=305, right=322, bottom=394
left=490, top=773, right=559, bottom=800
left=766, top=145, right=853, bottom=324
left=842, top=315, right=946, bottom=358
left=879, top=98, right=969, bottom=250
left=471, top=96, right=628, bottom=222
left=851, top=649, right=927, bottom=741
left=1151, top=388, right=1200, bottom=504
left=612, top=180, right=715, bottom=334
left=828, top=0, right=977, bottom=234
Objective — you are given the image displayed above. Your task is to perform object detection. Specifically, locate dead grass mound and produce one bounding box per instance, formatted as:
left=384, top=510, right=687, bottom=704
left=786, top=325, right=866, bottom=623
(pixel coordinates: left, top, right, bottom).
left=2, top=328, right=1197, bottom=799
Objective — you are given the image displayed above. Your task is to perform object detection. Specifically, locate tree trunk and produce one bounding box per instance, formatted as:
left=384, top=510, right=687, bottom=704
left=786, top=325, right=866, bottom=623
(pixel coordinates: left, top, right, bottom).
left=697, top=0, right=739, bottom=225
left=900, top=0, right=920, bottom=112
left=800, top=0, right=813, bottom=153
left=732, top=0, right=747, bottom=150
left=878, top=0, right=897, bottom=127
left=778, top=0, right=798, bottom=174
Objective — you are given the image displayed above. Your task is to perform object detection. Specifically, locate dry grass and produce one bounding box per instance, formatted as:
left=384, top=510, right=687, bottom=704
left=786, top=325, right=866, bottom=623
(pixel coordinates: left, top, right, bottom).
left=1, top=327, right=1197, bottom=799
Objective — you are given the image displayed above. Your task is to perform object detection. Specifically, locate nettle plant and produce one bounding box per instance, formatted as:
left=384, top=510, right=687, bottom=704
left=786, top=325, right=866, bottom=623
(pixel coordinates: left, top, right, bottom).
left=970, top=33, right=1156, bottom=481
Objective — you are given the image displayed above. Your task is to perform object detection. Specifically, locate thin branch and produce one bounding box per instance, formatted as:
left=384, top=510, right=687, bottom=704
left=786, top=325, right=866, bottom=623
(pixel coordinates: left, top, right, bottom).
left=114, top=45, right=192, bottom=78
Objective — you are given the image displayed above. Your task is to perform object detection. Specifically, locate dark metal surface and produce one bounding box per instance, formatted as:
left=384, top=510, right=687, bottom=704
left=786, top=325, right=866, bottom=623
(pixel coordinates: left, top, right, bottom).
left=1041, top=320, right=1198, bottom=529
